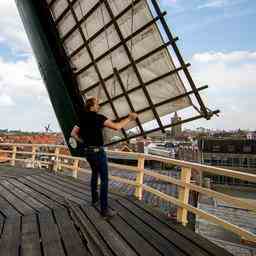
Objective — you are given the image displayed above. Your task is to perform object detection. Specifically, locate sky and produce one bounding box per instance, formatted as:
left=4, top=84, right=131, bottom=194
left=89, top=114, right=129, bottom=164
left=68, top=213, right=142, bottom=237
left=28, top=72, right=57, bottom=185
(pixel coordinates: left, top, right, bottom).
left=0, top=0, right=255, bottom=132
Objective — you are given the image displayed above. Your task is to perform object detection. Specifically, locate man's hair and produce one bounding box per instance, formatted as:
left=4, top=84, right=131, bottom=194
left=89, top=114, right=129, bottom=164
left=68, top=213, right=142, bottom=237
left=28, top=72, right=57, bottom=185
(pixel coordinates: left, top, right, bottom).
left=84, top=97, right=96, bottom=112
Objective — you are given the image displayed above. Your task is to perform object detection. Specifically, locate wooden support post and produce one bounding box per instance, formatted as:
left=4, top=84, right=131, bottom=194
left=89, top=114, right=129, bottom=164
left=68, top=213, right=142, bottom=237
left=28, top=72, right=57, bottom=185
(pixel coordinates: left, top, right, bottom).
left=11, top=145, right=17, bottom=166
left=72, top=159, right=79, bottom=178
left=177, top=167, right=192, bottom=226
left=31, top=145, right=36, bottom=168
left=134, top=156, right=145, bottom=200
left=53, top=147, right=60, bottom=172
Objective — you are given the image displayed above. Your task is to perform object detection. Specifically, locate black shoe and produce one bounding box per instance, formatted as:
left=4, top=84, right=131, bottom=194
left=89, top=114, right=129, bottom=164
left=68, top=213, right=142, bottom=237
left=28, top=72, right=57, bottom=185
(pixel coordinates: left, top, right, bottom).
left=101, top=209, right=117, bottom=218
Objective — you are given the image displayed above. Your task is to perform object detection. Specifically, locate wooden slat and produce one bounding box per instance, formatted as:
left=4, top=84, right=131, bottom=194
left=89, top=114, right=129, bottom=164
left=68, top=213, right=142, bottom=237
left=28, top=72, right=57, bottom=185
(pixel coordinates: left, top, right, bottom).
left=0, top=215, right=4, bottom=238
left=40, top=172, right=89, bottom=189
left=143, top=185, right=256, bottom=243
left=18, top=177, right=67, bottom=207
left=0, top=194, right=20, bottom=218
left=107, top=206, right=162, bottom=256
left=81, top=205, right=138, bottom=256
left=144, top=155, right=256, bottom=183
left=116, top=199, right=211, bottom=256
left=1, top=180, right=48, bottom=213
left=187, top=183, right=256, bottom=211
left=39, top=211, right=65, bottom=256
left=108, top=200, right=186, bottom=256
left=9, top=179, right=61, bottom=210
left=0, top=217, right=21, bottom=256
left=108, top=163, right=140, bottom=173
left=37, top=173, right=91, bottom=197
left=0, top=182, right=33, bottom=215
left=69, top=204, right=113, bottom=256
left=32, top=175, right=91, bottom=203
left=53, top=208, right=89, bottom=256
left=21, top=214, right=42, bottom=256
left=25, top=176, right=86, bottom=205
left=130, top=198, right=234, bottom=256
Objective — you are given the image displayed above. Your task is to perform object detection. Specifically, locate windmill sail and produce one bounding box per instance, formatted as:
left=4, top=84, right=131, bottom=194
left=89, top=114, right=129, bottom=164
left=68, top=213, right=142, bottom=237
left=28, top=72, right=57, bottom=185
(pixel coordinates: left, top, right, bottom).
left=16, top=0, right=219, bottom=148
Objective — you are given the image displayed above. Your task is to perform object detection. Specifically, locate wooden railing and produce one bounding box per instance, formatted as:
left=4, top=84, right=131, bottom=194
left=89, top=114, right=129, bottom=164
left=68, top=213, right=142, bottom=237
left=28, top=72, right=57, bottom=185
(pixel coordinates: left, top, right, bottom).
left=0, top=143, right=255, bottom=244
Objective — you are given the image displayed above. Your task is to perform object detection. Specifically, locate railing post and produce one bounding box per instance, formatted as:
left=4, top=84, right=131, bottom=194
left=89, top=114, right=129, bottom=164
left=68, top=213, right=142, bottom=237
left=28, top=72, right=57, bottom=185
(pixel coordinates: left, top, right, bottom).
left=177, top=167, right=192, bottom=226
left=31, top=145, right=37, bottom=168
left=72, top=159, right=79, bottom=179
left=11, top=145, right=17, bottom=166
left=134, top=156, right=145, bottom=200
left=53, top=147, right=60, bottom=172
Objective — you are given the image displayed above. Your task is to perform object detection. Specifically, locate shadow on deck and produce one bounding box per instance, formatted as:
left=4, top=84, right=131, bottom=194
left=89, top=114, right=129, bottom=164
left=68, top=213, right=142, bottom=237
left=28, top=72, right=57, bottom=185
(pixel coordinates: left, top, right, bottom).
left=0, top=166, right=232, bottom=256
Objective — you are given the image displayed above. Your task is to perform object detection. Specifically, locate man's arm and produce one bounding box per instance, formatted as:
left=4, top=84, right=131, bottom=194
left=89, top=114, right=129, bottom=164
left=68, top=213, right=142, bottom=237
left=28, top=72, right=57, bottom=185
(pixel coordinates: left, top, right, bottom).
left=104, top=113, right=138, bottom=131
left=70, top=125, right=84, bottom=143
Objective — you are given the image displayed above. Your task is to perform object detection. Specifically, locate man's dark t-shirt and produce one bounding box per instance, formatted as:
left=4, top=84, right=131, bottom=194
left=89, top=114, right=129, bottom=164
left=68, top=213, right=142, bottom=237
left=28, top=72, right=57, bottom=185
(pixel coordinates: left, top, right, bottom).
left=79, top=111, right=107, bottom=147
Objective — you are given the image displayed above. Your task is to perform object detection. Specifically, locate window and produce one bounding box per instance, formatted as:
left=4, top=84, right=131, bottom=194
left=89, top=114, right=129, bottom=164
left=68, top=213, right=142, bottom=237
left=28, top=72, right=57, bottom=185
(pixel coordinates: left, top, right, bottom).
left=233, top=158, right=240, bottom=166
left=242, top=158, right=248, bottom=167
left=227, top=158, right=232, bottom=166
left=212, top=145, right=221, bottom=152
left=227, top=145, right=235, bottom=152
left=243, top=145, right=252, bottom=153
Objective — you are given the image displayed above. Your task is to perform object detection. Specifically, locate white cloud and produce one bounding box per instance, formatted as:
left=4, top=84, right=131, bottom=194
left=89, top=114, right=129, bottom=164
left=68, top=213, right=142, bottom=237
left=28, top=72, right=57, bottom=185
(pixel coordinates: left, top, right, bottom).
left=191, top=51, right=256, bottom=88
left=0, top=0, right=31, bottom=53
left=193, top=51, right=256, bottom=63
left=197, top=0, right=247, bottom=9
left=0, top=56, right=47, bottom=98
left=0, top=94, right=15, bottom=107
left=198, top=0, right=225, bottom=9
left=185, top=50, right=256, bottom=130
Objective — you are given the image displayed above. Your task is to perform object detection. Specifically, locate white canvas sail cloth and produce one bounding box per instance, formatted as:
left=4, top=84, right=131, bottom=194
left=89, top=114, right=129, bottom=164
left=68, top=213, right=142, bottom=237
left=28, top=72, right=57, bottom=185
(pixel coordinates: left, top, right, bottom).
left=49, top=0, right=192, bottom=143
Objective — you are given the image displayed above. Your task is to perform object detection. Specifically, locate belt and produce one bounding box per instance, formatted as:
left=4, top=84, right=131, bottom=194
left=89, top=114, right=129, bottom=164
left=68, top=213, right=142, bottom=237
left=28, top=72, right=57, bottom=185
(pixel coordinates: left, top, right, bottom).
left=84, top=146, right=104, bottom=153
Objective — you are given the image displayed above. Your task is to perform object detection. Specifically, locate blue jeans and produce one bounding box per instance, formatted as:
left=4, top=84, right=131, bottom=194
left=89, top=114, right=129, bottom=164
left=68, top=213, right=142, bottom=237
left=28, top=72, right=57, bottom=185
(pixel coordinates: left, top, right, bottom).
left=84, top=148, right=108, bottom=212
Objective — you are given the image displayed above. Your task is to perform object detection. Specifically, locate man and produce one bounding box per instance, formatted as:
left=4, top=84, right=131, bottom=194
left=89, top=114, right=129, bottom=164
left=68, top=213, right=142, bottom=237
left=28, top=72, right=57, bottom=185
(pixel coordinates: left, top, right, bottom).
left=71, top=97, right=138, bottom=218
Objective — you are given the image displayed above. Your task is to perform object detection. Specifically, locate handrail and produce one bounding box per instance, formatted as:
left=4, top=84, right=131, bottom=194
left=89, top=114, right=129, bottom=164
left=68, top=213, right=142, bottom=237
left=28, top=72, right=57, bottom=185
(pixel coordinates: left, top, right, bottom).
left=0, top=143, right=255, bottom=243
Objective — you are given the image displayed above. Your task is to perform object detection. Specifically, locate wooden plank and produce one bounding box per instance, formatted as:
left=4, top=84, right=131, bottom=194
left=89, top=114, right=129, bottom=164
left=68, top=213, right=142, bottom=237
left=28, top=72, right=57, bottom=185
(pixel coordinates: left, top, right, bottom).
left=17, top=177, right=67, bottom=207
left=1, top=180, right=48, bottom=212
left=143, top=185, right=256, bottom=243
left=107, top=208, right=162, bottom=256
left=0, top=215, right=4, bottom=238
left=37, top=174, right=92, bottom=197
left=116, top=199, right=211, bottom=256
left=39, top=172, right=90, bottom=191
left=144, top=155, right=256, bottom=183
left=68, top=204, right=113, bottom=256
left=31, top=175, right=91, bottom=202
left=53, top=208, right=89, bottom=256
left=0, top=182, right=33, bottom=215
left=39, top=172, right=127, bottom=201
left=21, top=214, right=42, bottom=256
left=0, top=194, right=20, bottom=218
left=24, top=176, right=86, bottom=205
left=0, top=217, right=21, bottom=256
left=9, top=179, right=61, bottom=210
left=130, top=198, right=233, bottom=256
left=81, top=205, right=138, bottom=256
left=108, top=200, right=186, bottom=256
left=39, top=211, right=65, bottom=256
left=40, top=172, right=121, bottom=199
left=0, top=166, right=43, bottom=177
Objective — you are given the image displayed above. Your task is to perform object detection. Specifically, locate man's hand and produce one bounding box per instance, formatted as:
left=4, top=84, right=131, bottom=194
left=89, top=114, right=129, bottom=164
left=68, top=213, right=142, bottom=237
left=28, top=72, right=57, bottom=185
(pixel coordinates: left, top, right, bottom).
left=70, top=125, right=84, bottom=144
left=104, top=112, right=138, bottom=131
left=128, top=112, right=138, bottom=121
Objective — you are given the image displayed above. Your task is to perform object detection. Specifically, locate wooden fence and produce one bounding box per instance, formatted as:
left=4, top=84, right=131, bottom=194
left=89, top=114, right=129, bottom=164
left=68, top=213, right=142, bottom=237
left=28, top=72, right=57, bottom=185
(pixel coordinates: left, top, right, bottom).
left=0, top=143, right=255, bottom=244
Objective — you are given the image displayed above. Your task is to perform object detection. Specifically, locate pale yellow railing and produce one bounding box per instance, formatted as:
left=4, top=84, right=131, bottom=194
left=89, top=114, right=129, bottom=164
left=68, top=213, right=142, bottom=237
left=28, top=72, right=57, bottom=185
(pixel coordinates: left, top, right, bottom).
left=0, top=143, right=255, bottom=244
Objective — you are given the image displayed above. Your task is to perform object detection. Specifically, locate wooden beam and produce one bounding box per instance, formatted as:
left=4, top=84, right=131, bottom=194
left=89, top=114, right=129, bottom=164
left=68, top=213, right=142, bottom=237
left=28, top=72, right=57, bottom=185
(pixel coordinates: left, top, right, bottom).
left=177, top=167, right=191, bottom=226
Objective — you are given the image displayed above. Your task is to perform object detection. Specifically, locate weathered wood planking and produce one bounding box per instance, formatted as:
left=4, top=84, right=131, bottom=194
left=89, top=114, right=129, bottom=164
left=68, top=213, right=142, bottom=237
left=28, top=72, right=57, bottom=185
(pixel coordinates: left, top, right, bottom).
left=0, top=166, right=233, bottom=256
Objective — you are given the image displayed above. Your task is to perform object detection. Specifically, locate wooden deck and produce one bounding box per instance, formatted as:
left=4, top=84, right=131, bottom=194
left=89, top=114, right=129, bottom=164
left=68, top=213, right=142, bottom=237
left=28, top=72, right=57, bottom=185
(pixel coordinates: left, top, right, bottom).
left=0, top=166, right=233, bottom=256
